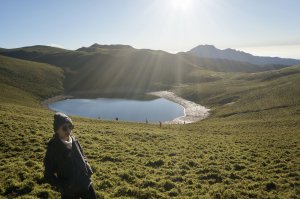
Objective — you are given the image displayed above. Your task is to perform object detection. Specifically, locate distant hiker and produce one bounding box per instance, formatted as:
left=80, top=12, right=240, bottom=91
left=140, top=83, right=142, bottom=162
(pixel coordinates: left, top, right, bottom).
left=146, top=119, right=148, bottom=124
left=116, top=117, right=118, bottom=121
left=159, top=121, right=162, bottom=127
left=44, top=112, right=97, bottom=199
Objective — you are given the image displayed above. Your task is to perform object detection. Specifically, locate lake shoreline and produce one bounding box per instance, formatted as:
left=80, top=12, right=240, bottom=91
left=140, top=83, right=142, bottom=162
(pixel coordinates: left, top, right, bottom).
left=41, top=91, right=210, bottom=124
left=148, top=91, right=210, bottom=124
left=40, top=94, right=74, bottom=110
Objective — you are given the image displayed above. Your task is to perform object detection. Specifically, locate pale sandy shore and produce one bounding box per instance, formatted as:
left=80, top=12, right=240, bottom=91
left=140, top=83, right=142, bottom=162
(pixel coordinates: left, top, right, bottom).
left=148, top=91, right=210, bottom=124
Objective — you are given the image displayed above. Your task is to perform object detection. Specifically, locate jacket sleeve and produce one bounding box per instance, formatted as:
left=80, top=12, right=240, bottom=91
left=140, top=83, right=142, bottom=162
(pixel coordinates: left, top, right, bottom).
left=43, top=142, right=61, bottom=189
left=76, top=140, right=94, bottom=176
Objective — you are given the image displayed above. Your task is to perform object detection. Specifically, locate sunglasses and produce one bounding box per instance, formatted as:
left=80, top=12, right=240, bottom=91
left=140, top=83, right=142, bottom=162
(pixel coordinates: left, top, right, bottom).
left=62, top=123, right=74, bottom=132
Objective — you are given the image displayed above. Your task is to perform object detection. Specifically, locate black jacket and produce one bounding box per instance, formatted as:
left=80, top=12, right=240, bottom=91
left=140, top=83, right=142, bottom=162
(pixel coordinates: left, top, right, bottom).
left=44, top=134, right=93, bottom=196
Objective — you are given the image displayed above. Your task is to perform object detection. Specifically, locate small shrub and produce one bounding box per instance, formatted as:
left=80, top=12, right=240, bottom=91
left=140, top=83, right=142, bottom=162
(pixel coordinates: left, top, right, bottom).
left=141, top=180, right=156, bottom=188
left=100, top=155, right=122, bottom=162
left=229, top=172, right=241, bottom=180
left=169, top=190, right=179, bottom=197
left=98, top=180, right=113, bottom=189
left=223, top=189, right=238, bottom=199
left=119, top=172, right=135, bottom=183
left=265, top=181, right=277, bottom=191
left=161, top=180, right=175, bottom=191
left=114, top=186, right=138, bottom=197
left=233, top=164, right=246, bottom=171
left=199, top=173, right=223, bottom=183
left=145, top=159, right=164, bottom=168
left=187, top=160, right=198, bottom=167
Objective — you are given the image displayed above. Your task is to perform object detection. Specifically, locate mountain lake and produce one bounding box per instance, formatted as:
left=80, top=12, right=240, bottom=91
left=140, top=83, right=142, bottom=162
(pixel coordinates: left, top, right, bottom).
left=48, top=97, right=185, bottom=123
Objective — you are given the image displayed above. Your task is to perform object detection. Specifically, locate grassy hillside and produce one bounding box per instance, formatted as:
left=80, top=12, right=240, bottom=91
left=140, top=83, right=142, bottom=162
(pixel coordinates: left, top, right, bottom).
left=179, top=53, right=288, bottom=72
left=0, top=51, right=299, bottom=198
left=0, top=45, right=195, bottom=95
left=0, top=55, right=64, bottom=100
left=173, top=65, right=300, bottom=119
left=0, top=45, right=69, bottom=59
left=0, top=45, right=288, bottom=99
left=1, top=102, right=299, bottom=198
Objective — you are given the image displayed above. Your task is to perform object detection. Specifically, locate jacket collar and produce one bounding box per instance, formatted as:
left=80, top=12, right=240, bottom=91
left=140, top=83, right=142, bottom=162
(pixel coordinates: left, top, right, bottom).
left=52, top=133, right=75, bottom=151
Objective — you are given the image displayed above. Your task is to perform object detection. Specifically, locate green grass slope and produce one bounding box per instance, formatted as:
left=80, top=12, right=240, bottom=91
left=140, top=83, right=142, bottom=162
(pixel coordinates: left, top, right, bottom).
left=0, top=45, right=196, bottom=96
left=1, top=45, right=288, bottom=98
left=0, top=56, right=299, bottom=198
left=0, top=55, right=65, bottom=100
left=178, top=53, right=287, bottom=72
left=174, top=65, right=300, bottom=120
left=1, top=93, right=299, bottom=198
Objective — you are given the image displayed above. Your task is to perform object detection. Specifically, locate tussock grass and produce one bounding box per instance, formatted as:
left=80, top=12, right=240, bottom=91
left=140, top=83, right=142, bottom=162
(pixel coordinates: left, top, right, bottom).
left=0, top=55, right=64, bottom=99
left=1, top=102, right=299, bottom=198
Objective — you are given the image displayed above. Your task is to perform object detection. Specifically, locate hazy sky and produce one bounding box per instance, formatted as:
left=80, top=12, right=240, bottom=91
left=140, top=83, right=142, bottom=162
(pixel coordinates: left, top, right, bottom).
left=1, top=0, right=299, bottom=58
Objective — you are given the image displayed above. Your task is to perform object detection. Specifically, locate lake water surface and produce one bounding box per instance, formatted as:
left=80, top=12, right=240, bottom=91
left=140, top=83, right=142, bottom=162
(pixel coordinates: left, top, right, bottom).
left=48, top=98, right=184, bottom=123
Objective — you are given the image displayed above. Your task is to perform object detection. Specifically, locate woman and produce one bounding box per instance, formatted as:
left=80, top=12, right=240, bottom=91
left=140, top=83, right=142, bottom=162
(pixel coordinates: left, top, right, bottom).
left=44, top=112, right=97, bottom=199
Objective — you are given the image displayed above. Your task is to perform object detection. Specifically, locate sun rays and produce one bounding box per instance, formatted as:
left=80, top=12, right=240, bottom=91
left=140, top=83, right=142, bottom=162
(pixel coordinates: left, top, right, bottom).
left=170, top=0, right=194, bottom=11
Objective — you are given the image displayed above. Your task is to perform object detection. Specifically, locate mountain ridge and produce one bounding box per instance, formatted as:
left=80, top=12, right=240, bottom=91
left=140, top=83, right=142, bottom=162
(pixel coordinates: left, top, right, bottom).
left=0, top=44, right=295, bottom=97
left=76, top=43, right=135, bottom=52
left=188, top=44, right=300, bottom=66
left=0, top=44, right=291, bottom=72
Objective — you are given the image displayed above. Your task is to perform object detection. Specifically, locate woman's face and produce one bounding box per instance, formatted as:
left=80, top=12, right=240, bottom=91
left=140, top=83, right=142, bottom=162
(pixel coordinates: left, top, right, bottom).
left=57, top=123, right=73, bottom=140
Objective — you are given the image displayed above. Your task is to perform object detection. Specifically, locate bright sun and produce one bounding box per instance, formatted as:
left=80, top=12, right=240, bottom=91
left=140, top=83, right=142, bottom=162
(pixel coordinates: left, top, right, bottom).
left=170, top=0, right=193, bottom=11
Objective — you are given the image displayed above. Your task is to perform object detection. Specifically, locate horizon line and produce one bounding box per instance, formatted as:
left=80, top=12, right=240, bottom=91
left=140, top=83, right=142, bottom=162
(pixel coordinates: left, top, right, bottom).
left=1, top=43, right=300, bottom=60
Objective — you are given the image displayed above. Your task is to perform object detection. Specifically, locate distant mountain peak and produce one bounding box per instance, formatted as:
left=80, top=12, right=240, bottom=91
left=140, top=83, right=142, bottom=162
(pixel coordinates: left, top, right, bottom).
left=188, top=44, right=300, bottom=66
left=194, top=44, right=217, bottom=49
left=76, top=43, right=134, bottom=52
left=89, top=43, right=133, bottom=49
left=224, top=48, right=237, bottom=52
left=200, top=44, right=216, bottom=48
